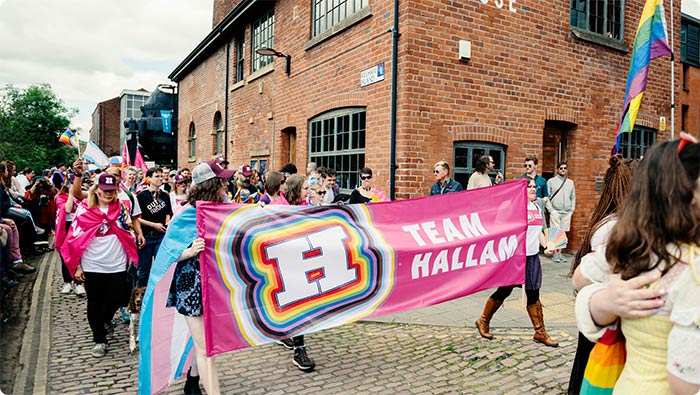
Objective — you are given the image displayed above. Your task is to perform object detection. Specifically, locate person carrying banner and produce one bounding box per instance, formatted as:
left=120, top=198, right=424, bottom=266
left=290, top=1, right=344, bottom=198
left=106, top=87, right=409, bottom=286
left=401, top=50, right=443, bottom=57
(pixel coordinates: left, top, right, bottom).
left=166, top=158, right=235, bottom=395
left=61, top=173, right=139, bottom=358
left=475, top=176, right=558, bottom=347
left=274, top=173, right=317, bottom=371
left=349, top=167, right=388, bottom=204
left=576, top=137, right=700, bottom=394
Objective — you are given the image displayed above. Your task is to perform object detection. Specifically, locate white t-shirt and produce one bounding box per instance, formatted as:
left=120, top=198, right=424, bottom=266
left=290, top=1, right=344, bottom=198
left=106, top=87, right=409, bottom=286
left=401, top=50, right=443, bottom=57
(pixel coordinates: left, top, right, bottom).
left=526, top=201, right=544, bottom=256
left=119, top=189, right=142, bottom=217
left=80, top=207, right=127, bottom=273
left=16, top=174, right=30, bottom=192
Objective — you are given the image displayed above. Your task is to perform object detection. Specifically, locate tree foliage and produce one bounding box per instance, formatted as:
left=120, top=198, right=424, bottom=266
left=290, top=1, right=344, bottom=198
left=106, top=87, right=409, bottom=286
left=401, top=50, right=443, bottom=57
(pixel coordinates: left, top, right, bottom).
left=0, top=83, right=79, bottom=171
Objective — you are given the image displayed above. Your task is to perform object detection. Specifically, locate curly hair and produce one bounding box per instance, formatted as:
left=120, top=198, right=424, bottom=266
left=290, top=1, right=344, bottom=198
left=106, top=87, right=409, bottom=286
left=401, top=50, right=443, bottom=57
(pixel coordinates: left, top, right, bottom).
left=606, top=141, right=700, bottom=279
left=284, top=174, right=308, bottom=205
left=569, top=154, right=635, bottom=275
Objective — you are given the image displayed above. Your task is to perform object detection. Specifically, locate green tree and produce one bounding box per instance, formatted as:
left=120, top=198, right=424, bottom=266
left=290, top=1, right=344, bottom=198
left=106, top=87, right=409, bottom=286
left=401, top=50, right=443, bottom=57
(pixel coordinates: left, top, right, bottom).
left=0, top=83, right=78, bottom=171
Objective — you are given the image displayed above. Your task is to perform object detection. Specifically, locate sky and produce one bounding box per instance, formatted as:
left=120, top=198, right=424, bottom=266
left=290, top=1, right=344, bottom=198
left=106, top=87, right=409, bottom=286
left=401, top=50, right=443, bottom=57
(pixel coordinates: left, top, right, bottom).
left=0, top=0, right=212, bottom=139
left=0, top=0, right=699, bottom=141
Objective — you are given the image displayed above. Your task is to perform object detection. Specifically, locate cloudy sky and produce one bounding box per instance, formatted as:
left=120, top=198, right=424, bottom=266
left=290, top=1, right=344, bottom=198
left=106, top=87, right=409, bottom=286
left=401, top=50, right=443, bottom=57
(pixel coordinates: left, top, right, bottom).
left=1, top=0, right=699, bottom=140
left=0, top=0, right=211, bottom=138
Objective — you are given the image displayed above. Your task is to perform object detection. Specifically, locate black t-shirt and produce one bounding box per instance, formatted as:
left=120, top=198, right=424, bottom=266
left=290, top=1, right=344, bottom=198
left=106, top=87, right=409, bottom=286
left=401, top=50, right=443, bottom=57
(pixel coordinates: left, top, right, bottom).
left=136, top=189, right=173, bottom=230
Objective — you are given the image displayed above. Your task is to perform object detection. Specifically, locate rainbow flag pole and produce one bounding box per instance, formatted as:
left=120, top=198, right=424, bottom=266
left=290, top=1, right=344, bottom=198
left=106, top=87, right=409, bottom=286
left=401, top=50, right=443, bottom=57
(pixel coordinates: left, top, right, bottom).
left=612, top=0, right=673, bottom=155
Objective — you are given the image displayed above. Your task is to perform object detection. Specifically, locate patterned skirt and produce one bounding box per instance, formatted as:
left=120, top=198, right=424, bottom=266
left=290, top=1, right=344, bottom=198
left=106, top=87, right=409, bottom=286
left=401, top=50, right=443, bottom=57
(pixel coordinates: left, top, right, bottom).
left=525, top=254, right=542, bottom=290
left=166, top=256, right=202, bottom=317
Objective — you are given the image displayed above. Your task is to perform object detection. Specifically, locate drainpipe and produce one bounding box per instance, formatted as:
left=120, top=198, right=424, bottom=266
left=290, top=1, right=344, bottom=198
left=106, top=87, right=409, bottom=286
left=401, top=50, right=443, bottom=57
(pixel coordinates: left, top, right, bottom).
left=389, top=0, right=400, bottom=200
left=225, top=41, right=231, bottom=160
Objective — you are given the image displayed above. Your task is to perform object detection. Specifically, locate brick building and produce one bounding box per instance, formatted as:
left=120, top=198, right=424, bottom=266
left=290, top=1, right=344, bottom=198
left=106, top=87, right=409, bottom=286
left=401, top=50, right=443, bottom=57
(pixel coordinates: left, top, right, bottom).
left=170, top=0, right=684, bottom=249
left=89, top=96, right=121, bottom=156
left=680, top=12, right=700, bottom=135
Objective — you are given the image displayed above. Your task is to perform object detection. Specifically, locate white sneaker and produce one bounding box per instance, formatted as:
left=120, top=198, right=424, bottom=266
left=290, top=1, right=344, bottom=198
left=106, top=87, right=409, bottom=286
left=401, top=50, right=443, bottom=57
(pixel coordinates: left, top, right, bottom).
left=74, top=284, right=86, bottom=296
left=60, top=283, right=72, bottom=294
left=34, top=226, right=45, bottom=235
left=91, top=343, right=107, bottom=358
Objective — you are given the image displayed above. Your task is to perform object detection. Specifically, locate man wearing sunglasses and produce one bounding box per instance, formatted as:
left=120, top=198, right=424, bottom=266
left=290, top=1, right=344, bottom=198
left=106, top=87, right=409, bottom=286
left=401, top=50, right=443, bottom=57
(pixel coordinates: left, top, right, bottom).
left=429, top=161, right=463, bottom=195
left=522, top=155, right=548, bottom=199
left=546, top=161, right=575, bottom=263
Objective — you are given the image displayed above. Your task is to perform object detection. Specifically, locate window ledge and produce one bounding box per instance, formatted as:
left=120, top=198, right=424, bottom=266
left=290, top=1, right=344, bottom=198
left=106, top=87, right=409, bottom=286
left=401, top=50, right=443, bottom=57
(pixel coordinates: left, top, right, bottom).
left=247, top=64, right=274, bottom=83
left=570, top=27, right=628, bottom=53
left=231, top=80, right=244, bottom=92
left=304, top=6, right=373, bottom=51
left=188, top=157, right=197, bottom=163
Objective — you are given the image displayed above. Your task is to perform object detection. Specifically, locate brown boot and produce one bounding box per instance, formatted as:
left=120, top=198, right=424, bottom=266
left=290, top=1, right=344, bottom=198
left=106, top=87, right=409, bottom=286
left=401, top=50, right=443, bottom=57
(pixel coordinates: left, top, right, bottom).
left=526, top=300, right=559, bottom=347
left=475, top=298, right=503, bottom=340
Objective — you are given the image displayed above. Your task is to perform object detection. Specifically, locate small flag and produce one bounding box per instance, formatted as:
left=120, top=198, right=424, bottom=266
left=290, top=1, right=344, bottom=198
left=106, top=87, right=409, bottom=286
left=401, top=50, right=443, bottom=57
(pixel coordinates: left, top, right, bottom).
left=134, top=147, right=148, bottom=173
left=161, top=110, right=172, bottom=134
left=612, top=0, right=672, bottom=154
left=58, top=128, right=79, bottom=148
left=82, top=140, right=110, bottom=168
left=122, top=142, right=131, bottom=166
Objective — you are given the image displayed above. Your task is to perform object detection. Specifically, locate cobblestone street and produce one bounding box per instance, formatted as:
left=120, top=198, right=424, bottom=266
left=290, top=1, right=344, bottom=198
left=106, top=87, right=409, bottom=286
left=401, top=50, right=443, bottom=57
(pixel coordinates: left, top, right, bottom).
left=11, top=250, right=577, bottom=394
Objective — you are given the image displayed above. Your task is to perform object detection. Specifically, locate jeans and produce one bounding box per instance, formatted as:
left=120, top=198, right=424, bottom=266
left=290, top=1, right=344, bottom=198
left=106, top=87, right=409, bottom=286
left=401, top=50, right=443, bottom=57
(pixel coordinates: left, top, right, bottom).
left=137, top=234, right=164, bottom=287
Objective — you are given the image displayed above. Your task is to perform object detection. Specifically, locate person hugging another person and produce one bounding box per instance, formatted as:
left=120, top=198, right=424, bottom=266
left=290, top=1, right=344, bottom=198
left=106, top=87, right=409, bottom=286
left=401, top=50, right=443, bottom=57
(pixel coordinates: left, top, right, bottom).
left=576, top=136, right=700, bottom=394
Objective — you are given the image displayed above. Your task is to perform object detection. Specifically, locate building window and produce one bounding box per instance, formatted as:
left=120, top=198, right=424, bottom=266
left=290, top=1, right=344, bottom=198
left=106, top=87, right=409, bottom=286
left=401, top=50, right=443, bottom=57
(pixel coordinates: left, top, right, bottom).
left=682, top=104, right=689, bottom=132
left=252, top=10, right=275, bottom=72
left=213, top=112, right=223, bottom=155
left=618, top=126, right=656, bottom=159
left=681, top=17, right=700, bottom=66
left=235, top=33, right=244, bottom=82
left=683, top=63, right=689, bottom=91
left=453, top=142, right=507, bottom=190
left=188, top=122, right=196, bottom=158
left=570, top=0, right=623, bottom=40
left=309, top=108, right=366, bottom=191
left=312, top=0, right=368, bottom=37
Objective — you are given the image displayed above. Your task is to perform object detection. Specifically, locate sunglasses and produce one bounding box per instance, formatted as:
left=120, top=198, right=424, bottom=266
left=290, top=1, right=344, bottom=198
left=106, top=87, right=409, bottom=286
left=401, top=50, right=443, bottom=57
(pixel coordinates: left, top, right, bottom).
left=524, top=164, right=534, bottom=168
left=559, top=166, right=567, bottom=170
left=317, top=191, right=326, bottom=195
left=360, top=175, right=372, bottom=180
left=433, top=170, right=441, bottom=174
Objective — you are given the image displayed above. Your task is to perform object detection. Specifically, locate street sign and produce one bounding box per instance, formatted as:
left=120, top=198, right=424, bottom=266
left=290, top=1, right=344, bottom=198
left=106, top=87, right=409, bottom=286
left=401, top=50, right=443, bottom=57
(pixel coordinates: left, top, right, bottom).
left=360, top=62, right=385, bottom=87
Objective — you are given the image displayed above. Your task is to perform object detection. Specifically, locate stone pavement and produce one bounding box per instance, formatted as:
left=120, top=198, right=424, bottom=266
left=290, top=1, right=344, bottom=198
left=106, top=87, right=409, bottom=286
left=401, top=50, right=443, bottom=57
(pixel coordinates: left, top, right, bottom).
left=14, top=250, right=578, bottom=394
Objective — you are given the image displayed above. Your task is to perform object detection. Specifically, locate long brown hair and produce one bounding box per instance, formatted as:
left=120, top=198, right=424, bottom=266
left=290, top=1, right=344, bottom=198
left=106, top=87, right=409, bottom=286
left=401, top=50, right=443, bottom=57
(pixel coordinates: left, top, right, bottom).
left=186, top=178, right=226, bottom=206
left=606, top=140, right=700, bottom=279
left=284, top=174, right=307, bottom=205
left=569, top=154, right=635, bottom=276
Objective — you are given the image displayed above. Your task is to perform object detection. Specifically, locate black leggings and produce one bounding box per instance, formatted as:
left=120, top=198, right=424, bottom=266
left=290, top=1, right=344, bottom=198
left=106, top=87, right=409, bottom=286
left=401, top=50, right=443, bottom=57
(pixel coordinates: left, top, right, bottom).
left=490, top=286, right=540, bottom=306
left=84, top=271, right=127, bottom=344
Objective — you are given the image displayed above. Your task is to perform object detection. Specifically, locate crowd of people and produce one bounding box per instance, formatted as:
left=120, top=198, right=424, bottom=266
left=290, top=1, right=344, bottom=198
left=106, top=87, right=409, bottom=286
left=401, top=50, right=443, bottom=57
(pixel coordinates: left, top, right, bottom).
left=4, top=132, right=699, bottom=394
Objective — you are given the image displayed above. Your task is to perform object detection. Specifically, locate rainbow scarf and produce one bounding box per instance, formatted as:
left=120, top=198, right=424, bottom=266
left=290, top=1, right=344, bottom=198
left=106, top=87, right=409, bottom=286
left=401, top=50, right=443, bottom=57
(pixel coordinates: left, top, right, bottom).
left=580, top=324, right=626, bottom=394
left=59, top=199, right=138, bottom=276
left=612, top=0, right=672, bottom=154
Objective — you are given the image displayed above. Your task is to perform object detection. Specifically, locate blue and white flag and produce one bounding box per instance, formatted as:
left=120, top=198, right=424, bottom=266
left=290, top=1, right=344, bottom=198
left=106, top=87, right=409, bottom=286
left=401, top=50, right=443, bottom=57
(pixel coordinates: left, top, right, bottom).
left=161, top=110, right=172, bottom=134
left=82, top=140, right=110, bottom=168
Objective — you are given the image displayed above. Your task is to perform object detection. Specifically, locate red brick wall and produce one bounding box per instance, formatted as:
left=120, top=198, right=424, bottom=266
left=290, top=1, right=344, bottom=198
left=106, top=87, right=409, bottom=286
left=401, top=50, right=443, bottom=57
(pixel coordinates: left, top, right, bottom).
left=178, top=0, right=683, bottom=250
left=90, top=97, right=121, bottom=156
left=680, top=63, right=700, bottom=135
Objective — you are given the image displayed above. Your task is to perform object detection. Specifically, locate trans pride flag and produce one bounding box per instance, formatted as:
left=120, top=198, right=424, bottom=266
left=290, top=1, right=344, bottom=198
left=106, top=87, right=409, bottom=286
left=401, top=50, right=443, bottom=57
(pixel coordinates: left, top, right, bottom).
left=613, top=0, right=672, bottom=154
left=139, top=181, right=528, bottom=394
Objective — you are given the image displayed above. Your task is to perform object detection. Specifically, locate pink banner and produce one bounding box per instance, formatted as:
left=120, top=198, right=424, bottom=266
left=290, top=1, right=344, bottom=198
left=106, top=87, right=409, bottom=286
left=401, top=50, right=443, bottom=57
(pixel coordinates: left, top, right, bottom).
left=198, top=180, right=528, bottom=356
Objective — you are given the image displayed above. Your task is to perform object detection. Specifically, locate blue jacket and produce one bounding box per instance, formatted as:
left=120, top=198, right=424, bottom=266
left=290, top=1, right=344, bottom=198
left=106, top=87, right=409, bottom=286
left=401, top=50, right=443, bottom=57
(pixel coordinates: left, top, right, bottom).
left=430, top=178, right=463, bottom=196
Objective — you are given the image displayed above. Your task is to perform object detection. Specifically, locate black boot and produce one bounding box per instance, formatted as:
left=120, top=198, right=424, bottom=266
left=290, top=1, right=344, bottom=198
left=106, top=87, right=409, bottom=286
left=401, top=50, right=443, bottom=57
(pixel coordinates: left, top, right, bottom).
left=183, top=367, right=202, bottom=395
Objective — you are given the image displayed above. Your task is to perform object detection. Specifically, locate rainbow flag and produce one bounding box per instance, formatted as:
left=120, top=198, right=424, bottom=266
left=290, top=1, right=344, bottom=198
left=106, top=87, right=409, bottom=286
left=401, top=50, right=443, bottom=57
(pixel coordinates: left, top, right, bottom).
left=612, top=0, right=672, bottom=154
left=581, top=325, right=626, bottom=394
left=58, top=128, right=79, bottom=148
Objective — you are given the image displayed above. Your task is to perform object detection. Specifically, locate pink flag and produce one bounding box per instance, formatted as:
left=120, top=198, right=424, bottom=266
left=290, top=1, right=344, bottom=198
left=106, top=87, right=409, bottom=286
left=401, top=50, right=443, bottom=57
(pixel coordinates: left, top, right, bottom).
left=121, top=142, right=131, bottom=166
left=134, top=147, right=148, bottom=172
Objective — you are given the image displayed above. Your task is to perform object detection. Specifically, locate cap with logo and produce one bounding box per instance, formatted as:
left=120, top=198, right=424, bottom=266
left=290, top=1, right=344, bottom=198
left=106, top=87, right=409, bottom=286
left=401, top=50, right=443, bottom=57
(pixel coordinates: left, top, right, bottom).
left=240, top=164, right=253, bottom=177
left=191, top=157, right=236, bottom=186
left=97, top=173, right=120, bottom=191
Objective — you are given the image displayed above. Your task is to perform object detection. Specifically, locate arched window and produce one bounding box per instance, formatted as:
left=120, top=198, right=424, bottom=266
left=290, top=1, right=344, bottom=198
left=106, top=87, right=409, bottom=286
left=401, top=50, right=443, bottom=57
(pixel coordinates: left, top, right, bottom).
left=213, top=112, right=223, bottom=155
left=188, top=122, right=196, bottom=158
left=453, top=141, right=507, bottom=189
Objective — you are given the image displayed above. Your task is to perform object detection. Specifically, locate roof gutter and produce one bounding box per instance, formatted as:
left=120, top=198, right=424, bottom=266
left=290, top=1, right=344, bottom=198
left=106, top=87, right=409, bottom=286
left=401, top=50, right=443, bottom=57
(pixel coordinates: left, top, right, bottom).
left=169, top=0, right=258, bottom=82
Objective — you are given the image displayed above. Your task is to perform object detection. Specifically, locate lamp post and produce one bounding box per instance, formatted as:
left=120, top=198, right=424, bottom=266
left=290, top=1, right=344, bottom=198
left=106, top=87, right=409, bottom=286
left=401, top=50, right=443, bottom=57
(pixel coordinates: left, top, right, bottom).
left=255, top=47, right=291, bottom=76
